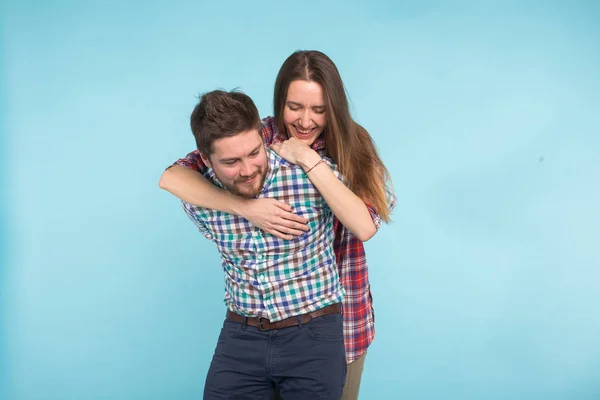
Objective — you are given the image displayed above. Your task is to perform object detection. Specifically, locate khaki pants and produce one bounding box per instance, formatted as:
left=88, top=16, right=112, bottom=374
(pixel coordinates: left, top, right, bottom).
left=272, top=350, right=367, bottom=400
left=341, top=350, right=367, bottom=400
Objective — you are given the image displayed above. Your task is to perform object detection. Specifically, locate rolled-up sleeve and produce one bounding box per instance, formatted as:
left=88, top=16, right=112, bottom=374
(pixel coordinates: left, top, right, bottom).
left=367, top=185, right=397, bottom=231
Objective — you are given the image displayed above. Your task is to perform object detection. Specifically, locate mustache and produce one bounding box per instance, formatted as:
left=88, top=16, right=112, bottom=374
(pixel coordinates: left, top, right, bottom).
left=236, top=170, right=261, bottom=183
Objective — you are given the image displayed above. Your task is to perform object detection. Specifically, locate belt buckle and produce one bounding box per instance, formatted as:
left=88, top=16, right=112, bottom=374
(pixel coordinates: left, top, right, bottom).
left=257, top=317, right=267, bottom=331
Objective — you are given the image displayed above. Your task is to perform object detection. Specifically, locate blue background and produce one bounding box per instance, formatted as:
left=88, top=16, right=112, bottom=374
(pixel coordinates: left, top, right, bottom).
left=2, top=1, right=599, bottom=399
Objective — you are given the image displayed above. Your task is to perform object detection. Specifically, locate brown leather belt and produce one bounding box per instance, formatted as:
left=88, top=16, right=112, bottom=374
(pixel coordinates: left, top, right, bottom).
left=226, top=303, right=341, bottom=331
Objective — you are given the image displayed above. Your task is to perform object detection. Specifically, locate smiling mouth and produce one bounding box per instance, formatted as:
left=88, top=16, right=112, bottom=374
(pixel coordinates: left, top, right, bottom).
left=239, top=173, right=258, bottom=184
left=294, top=126, right=315, bottom=136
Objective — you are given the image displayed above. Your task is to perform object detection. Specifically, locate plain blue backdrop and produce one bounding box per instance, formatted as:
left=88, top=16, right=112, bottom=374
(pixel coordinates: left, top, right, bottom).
left=2, top=1, right=600, bottom=399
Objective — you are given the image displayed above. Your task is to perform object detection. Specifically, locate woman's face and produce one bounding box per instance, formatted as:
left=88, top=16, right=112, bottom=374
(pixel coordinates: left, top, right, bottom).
left=282, top=80, right=328, bottom=146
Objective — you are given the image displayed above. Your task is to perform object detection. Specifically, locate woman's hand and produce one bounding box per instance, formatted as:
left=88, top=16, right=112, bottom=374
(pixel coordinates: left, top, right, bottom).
left=271, top=137, right=320, bottom=169
left=240, top=198, right=309, bottom=240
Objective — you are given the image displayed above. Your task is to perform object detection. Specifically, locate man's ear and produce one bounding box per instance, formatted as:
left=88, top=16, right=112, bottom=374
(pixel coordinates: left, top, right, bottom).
left=200, top=153, right=212, bottom=169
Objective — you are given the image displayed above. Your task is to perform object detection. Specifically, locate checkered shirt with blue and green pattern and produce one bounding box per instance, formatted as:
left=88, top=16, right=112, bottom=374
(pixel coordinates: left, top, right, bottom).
left=182, top=148, right=345, bottom=322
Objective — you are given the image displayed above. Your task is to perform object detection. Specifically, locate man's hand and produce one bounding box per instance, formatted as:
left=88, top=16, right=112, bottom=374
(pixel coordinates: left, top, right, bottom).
left=239, top=198, right=309, bottom=240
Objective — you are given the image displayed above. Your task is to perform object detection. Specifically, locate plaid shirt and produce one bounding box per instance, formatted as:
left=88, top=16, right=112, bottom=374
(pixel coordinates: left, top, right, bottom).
left=174, top=117, right=397, bottom=363
left=182, top=148, right=345, bottom=322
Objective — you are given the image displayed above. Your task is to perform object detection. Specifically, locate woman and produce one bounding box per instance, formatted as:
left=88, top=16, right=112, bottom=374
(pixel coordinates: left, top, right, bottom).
left=160, top=50, right=396, bottom=400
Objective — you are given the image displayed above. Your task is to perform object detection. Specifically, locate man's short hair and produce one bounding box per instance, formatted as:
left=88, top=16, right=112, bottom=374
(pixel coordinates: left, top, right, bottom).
left=190, top=89, right=262, bottom=155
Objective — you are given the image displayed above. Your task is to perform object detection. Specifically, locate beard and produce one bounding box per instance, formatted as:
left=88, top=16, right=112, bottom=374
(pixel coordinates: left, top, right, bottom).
left=217, top=166, right=267, bottom=199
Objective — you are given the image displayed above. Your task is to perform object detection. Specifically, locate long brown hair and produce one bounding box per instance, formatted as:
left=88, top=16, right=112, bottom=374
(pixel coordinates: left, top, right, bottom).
left=274, top=50, right=393, bottom=222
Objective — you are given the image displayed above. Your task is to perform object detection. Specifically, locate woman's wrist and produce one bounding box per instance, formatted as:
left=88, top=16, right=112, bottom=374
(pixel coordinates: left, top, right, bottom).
left=299, top=149, right=322, bottom=170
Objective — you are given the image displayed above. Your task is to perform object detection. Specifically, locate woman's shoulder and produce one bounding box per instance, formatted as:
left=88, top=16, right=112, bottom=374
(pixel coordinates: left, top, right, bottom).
left=261, top=115, right=276, bottom=130
left=261, top=116, right=283, bottom=146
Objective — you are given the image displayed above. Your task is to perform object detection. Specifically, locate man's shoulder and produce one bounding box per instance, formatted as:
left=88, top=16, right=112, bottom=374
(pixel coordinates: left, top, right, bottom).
left=266, top=149, right=336, bottom=172
left=319, top=156, right=336, bottom=169
left=265, top=148, right=295, bottom=171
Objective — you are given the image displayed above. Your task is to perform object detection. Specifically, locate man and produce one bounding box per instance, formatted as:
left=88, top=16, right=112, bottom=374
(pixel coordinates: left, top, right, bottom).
left=174, top=89, right=347, bottom=399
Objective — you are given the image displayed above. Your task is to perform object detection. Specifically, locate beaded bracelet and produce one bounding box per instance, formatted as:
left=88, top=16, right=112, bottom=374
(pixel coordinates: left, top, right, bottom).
left=306, top=158, right=325, bottom=174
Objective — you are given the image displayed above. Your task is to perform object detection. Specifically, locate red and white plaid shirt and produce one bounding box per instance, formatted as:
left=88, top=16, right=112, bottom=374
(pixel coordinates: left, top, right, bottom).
left=173, top=116, right=397, bottom=363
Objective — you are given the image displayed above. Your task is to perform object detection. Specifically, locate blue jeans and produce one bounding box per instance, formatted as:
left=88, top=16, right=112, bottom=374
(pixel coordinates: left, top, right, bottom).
left=203, top=313, right=347, bottom=400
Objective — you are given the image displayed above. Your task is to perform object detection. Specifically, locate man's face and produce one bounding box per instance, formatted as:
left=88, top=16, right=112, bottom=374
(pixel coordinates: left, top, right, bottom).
left=201, top=129, right=268, bottom=198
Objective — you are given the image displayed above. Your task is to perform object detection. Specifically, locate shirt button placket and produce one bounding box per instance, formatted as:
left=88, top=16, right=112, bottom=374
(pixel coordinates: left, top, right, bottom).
left=255, top=229, right=270, bottom=314
left=264, top=298, right=272, bottom=316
